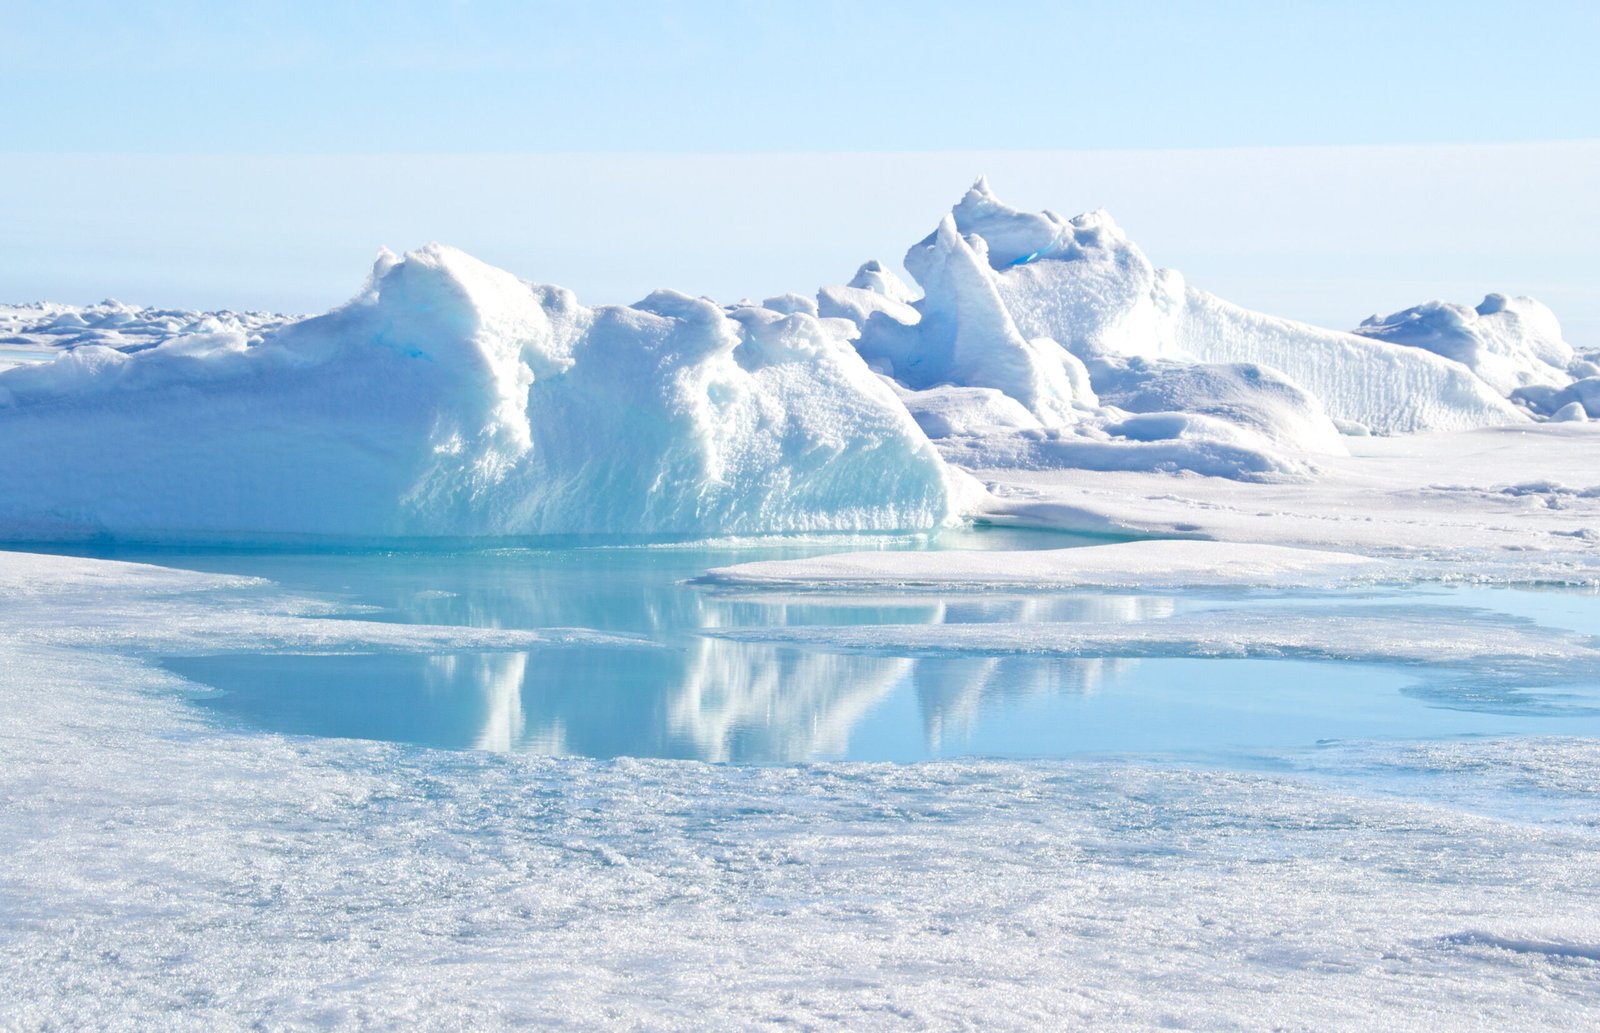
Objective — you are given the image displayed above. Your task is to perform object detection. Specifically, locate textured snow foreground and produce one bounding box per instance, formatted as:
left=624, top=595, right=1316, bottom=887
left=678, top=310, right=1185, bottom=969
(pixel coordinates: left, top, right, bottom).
left=3, top=178, right=1599, bottom=543
left=3, top=553, right=1600, bottom=1030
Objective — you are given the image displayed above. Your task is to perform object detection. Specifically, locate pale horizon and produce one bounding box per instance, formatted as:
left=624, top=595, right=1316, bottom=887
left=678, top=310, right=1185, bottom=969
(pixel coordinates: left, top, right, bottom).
left=7, top=141, right=1599, bottom=345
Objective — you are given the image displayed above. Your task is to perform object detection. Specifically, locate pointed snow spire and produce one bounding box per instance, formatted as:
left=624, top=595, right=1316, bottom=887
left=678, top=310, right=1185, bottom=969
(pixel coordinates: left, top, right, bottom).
left=847, top=259, right=918, bottom=304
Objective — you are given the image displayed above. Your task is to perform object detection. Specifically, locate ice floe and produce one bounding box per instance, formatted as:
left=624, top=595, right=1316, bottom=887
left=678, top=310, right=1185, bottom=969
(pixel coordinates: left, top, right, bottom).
left=5, top=552, right=1599, bottom=1029
left=700, top=539, right=1379, bottom=591
left=711, top=605, right=1600, bottom=695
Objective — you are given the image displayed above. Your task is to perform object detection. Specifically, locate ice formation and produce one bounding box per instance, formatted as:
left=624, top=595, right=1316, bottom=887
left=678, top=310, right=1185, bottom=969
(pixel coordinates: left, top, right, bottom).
left=830, top=179, right=1538, bottom=466
left=0, top=300, right=292, bottom=373
left=1354, top=294, right=1581, bottom=397
left=0, top=246, right=962, bottom=539
left=2, top=177, right=1593, bottom=540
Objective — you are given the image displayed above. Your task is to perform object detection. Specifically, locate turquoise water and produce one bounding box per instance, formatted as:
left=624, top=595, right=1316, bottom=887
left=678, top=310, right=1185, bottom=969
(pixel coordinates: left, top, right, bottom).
left=65, top=533, right=1599, bottom=764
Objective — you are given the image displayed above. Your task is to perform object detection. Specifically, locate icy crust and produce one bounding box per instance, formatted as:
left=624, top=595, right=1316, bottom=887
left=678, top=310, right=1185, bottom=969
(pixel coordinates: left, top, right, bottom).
left=700, top=539, right=1379, bottom=591
left=715, top=605, right=1600, bottom=693
left=0, top=549, right=651, bottom=655
left=972, top=424, right=1600, bottom=584
left=0, top=245, right=962, bottom=539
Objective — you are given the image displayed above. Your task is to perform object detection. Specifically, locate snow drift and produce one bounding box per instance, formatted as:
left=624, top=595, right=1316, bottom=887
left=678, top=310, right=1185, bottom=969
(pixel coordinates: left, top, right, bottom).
left=0, top=246, right=962, bottom=539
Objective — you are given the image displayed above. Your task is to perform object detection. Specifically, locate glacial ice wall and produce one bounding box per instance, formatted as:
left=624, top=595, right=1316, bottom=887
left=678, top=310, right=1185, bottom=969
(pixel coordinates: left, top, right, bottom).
left=0, top=246, right=961, bottom=539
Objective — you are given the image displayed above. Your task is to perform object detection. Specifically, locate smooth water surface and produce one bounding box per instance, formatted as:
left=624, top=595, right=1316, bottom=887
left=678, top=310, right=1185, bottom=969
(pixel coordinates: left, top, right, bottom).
left=61, top=533, right=1600, bottom=764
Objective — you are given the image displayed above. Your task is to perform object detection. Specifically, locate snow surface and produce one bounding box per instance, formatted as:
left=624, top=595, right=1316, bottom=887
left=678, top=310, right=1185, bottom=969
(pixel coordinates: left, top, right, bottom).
left=3, top=548, right=1600, bottom=1029
left=966, top=424, right=1600, bottom=584
left=701, top=539, right=1379, bottom=591
left=714, top=605, right=1600, bottom=693
left=0, top=246, right=963, bottom=538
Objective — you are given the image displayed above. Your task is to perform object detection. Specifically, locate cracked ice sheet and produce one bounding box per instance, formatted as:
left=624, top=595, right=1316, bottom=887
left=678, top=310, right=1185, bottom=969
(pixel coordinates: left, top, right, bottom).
left=2, top=548, right=1600, bottom=1029
left=971, top=424, right=1600, bottom=585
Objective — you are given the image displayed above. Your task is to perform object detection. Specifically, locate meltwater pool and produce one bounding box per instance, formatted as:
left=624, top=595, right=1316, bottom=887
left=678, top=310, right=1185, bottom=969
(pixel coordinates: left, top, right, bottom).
left=57, top=532, right=1600, bottom=765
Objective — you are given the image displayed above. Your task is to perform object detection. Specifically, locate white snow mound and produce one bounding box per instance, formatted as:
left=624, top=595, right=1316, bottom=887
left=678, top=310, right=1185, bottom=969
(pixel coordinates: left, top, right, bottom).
left=838, top=179, right=1527, bottom=438
left=1355, top=294, right=1578, bottom=398
left=0, top=245, right=962, bottom=539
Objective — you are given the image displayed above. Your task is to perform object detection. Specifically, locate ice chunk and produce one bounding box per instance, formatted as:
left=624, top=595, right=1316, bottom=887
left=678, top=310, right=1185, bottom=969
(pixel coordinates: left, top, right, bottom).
left=1519, top=376, right=1600, bottom=420
left=891, top=383, right=1044, bottom=439
left=1093, top=357, right=1347, bottom=457
left=0, top=245, right=963, bottom=539
left=759, top=293, right=818, bottom=317
left=918, top=181, right=1525, bottom=435
left=1355, top=294, right=1577, bottom=397
left=815, top=283, right=920, bottom=329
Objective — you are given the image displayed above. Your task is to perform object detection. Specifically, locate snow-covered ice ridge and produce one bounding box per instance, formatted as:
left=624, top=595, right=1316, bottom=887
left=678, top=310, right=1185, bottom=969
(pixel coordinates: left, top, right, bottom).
left=0, top=251, right=963, bottom=538
left=2, top=178, right=1595, bottom=539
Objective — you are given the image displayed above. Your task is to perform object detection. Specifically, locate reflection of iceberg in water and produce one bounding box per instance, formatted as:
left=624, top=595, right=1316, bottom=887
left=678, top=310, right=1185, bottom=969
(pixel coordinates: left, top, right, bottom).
left=417, top=582, right=1186, bottom=761
left=669, top=635, right=912, bottom=762
left=194, top=543, right=1191, bottom=762
left=911, top=595, right=1177, bottom=753
left=395, top=555, right=934, bottom=761
left=425, top=652, right=532, bottom=753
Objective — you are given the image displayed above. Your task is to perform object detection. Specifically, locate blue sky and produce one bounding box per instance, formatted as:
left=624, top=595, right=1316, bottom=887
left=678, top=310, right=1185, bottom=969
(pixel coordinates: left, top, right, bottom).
left=5, top=0, right=1597, bottom=152
left=2, top=2, right=1597, bottom=340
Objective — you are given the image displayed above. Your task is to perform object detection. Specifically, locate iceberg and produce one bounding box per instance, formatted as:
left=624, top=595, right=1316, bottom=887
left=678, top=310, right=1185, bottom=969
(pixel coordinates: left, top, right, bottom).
left=0, top=245, right=962, bottom=539
left=836, top=179, right=1527, bottom=441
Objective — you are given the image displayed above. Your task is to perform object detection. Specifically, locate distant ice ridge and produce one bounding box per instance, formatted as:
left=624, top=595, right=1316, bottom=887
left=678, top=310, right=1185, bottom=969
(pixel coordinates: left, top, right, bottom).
left=822, top=179, right=1593, bottom=482
left=0, top=300, right=294, bottom=373
left=0, top=246, right=963, bottom=538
